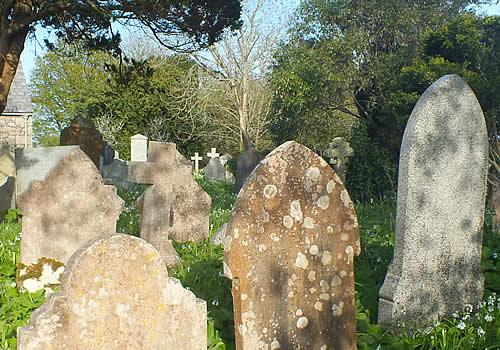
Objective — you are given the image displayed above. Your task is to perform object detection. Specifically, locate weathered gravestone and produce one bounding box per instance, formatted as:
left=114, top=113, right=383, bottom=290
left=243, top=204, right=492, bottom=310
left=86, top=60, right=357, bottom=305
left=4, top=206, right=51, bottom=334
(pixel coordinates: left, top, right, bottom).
left=16, top=147, right=123, bottom=290
left=204, top=157, right=226, bottom=181
left=378, top=75, right=489, bottom=326
left=0, top=144, right=15, bottom=217
left=225, top=141, right=361, bottom=349
left=17, top=234, right=207, bottom=350
left=323, top=137, right=354, bottom=184
left=129, top=142, right=211, bottom=266
left=60, top=116, right=109, bottom=169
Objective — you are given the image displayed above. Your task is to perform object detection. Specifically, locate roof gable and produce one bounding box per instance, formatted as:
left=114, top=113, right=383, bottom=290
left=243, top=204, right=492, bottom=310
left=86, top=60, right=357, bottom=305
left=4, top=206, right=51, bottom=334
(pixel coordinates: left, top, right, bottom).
left=4, top=63, right=33, bottom=114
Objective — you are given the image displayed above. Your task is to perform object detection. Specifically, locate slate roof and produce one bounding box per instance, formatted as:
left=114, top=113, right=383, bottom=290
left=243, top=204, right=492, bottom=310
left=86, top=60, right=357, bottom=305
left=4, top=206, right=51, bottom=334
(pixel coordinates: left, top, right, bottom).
left=3, top=63, right=33, bottom=114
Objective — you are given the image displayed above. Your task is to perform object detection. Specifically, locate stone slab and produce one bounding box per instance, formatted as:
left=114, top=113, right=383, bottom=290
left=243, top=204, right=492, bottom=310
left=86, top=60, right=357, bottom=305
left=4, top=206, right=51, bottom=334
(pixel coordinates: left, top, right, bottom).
left=225, top=141, right=360, bottom=349
left=17, top=234, right=207, bottom=350
left=17, top=148, right=123, bottom=267
left=378, top=75, right=489, bottom=326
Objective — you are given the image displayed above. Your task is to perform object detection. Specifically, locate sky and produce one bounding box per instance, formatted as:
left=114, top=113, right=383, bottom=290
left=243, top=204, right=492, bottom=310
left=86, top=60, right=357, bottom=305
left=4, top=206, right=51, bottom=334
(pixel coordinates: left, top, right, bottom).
left=19, top=2, right=500, bottom=82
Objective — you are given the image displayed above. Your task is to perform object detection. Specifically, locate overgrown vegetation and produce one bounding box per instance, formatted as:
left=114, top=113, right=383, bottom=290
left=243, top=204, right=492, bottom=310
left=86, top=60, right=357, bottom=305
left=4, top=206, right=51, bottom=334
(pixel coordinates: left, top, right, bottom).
left=0, top=182, right=498, bottom=349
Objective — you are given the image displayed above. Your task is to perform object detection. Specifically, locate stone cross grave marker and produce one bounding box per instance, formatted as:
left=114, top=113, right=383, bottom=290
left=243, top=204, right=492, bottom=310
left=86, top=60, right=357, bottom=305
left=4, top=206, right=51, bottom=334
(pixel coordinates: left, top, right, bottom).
left=129, top=142, right=211, bottom=267
left=191, top=152, right=202, bottom=171
left=225, top=141, right=360, bottom=349
left=130, top=134, right=148, bottom=162
left=17, top=234, right=207, bottom=350
left=323, top=137, right=354, bottom=184
left=15, top=146, right=123, bottom=291
left=378, top=75, right=489, bottom=326
left=207, top=147, right=220, bottom=159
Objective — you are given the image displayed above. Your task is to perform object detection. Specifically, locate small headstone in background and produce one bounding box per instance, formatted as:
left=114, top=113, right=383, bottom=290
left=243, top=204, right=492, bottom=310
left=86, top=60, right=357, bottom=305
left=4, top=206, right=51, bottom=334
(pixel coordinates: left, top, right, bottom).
left=191, top=152, right=202, bottom=171
left=378, top=75, right=489, bottom=326
left=130, top=134, right=148, bottom=162
left=225, top=141, right=360, bottom=349
left=204, top=157, right=226, bottom=181
left=220, top=153, right=235, bottom=183
left=235, top=148, right=262, bottom=193
left=60, top=116, right=106, bottom=169
left=323, top=137, right=354, bottom=184
left=101, top=159, right=130, bottom=188
left=16, top=147, right=123, bottom=291
left=17, top=235, right=207, bottom=350
left=0, top=144, right=15, bottom=217
left=129, top=142, right=211, bottom=266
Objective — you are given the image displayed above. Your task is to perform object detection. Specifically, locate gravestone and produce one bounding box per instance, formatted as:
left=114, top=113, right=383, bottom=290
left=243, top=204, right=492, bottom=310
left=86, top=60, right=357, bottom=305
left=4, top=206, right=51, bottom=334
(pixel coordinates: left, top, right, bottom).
left=225, top=141, right=360, bottom=349
left=191, top=152, right=203, bottom=171
left=378, top=75, right=489, bottom=326
left=17, top=234, right=207, bottom=350
left=204, top=157, right=226, bottom=181
left=129, top=142, right=211, bottom=266
left=221, top=153, right=235, bottom=183
left=323, top=137, right=354, bottom=184
left=16, top=147, right=123, bottom=288
left=0, top=145, right=15, bottom=217
left=60, top=116, right=105, bottom=168
left=235, top=148, right=262, bottom=193
left=101, top=159, right=130, bottom=188
left=130, top=134, right=148, bottom=162
left=211, top=223, right=227, bottom=245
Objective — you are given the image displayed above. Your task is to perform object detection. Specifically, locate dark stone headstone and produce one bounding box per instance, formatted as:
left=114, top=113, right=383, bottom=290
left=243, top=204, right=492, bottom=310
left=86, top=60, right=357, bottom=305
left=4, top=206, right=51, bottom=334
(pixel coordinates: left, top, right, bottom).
left=235, top=149, right=262, bottom=194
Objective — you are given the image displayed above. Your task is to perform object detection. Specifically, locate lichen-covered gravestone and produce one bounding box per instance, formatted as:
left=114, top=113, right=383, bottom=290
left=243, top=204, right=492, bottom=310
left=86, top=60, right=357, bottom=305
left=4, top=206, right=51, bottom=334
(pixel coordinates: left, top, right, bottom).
left=225, top=141, right=360, bottom=349
left=16, top=147, right=123, bottom=291
left=129, top=142, right=211, bottom=266
left=0, top=144, right=15, bottom=217
left=378, top=75, right=489, bottom=326
left=17, top=235, right=207, bottom=350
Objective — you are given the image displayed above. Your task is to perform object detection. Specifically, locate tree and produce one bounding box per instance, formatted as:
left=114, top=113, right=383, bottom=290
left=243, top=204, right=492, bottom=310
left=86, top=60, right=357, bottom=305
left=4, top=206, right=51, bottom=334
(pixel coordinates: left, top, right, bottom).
left=188, top=0, right=292, bottom=152
left=270, top=0, right=494, bottom=161
left=0, top=0, right=242, bottom=115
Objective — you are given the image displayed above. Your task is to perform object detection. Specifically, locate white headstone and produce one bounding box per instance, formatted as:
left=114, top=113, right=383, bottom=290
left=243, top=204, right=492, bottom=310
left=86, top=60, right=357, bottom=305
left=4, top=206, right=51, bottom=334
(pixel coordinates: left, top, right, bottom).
left=191, top=152, right=202, bottom=171
left=130, top=134, right=148, bottom=162
left=207, top=147, right=220, bottom=159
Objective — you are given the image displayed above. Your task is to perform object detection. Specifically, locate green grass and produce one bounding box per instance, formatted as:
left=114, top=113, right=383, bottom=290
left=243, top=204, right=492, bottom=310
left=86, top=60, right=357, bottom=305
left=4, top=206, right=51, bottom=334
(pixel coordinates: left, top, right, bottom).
left=0, top=182, right=498, bottom=349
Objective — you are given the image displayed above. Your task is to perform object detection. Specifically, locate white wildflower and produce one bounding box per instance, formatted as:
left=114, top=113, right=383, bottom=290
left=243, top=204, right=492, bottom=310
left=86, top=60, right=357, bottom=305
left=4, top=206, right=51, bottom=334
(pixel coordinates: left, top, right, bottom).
left=457, top=321, right=466, bottom=330
left=484, top=314, right=493, bottom=322
left=477, top=327, right=485, bottom=337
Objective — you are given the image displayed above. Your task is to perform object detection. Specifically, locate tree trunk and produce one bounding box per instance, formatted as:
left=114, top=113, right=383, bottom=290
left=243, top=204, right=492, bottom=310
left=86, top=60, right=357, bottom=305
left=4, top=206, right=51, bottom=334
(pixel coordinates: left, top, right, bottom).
left=0, top=28, right=29, bottom=115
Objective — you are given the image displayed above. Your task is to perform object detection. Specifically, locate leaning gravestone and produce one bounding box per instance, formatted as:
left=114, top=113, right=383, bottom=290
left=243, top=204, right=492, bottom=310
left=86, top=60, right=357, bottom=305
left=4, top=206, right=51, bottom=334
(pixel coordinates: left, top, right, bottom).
left=225, top=141, right=360, bottom=349
left=17, top=234, right=207, bottom=350
left=378, top=75, right=489, bottom=326
left=0, top=144, right=15, bottom=217
left=15, top=147, right=123, bottom=290
left=129, top=142, right=211, bottom=266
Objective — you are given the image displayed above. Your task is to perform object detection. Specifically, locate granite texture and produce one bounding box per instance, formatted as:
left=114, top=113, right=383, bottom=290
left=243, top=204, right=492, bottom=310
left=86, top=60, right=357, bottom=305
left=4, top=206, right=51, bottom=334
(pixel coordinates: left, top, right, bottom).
left=378, top=75, right=489, bottom=326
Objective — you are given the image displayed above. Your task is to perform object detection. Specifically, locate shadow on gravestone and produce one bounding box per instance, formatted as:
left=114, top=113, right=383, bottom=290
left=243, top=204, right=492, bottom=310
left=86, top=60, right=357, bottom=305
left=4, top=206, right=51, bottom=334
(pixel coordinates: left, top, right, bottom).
left=378, top=75, right=489, bottom=327
left=225, top=141, right=360, bottom=349
left=17, top=235, right=207, bottom=350
left=16, top=147, right=123, bottom=292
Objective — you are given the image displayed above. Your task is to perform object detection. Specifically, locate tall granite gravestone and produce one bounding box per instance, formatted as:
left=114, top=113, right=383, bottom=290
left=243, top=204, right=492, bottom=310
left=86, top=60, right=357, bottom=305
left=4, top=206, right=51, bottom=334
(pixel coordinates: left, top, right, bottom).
left=323, top=137, right=354, bottom=184
left=225, top=141, right=360, bottom=349
left=129, top=142, right=211, bottom=266
left=378, top=75, right=489, bottom=326
left=60, top=116, right=109, bottom=169
left=17, top=235, right=207, bottom=350
left=15, top=147, right=123, bottom=289
left=0, top=145, right=15, bottom=217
